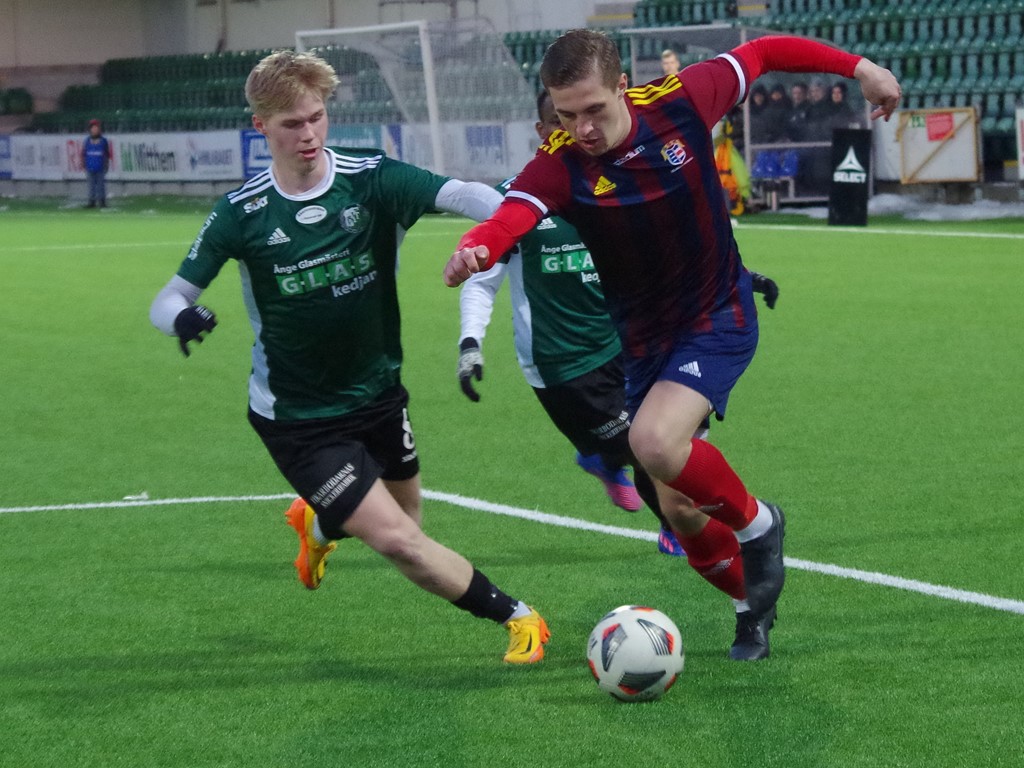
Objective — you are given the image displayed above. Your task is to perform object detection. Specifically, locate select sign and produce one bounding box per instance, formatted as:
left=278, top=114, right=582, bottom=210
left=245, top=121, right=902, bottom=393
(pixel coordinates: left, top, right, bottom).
left=833, top=146, right=867, bottom=183
left=827, top=128, right=871, bottom=226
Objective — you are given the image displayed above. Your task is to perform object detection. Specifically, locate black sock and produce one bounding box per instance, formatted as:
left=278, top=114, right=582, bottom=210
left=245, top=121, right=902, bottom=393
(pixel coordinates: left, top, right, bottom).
left=451, top=568, right=518, bottom=624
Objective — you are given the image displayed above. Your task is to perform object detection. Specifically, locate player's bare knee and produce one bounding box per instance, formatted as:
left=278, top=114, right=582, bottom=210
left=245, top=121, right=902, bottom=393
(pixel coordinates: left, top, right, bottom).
left=629, top=425, right=692, bottom=481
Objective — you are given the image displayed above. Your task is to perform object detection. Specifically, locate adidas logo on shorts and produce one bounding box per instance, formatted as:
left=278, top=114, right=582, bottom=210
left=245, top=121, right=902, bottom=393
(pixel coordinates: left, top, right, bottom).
left=678, top=361, right=701, bottom=378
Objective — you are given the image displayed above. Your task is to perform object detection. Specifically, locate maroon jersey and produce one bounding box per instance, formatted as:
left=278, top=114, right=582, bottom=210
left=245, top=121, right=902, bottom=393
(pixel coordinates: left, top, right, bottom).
left=505, top=53, right=756, bottom=358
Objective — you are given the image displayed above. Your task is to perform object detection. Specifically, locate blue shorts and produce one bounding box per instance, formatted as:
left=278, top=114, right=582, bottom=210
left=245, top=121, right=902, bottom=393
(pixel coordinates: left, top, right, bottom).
left=624, top=322, right=759, bottom=421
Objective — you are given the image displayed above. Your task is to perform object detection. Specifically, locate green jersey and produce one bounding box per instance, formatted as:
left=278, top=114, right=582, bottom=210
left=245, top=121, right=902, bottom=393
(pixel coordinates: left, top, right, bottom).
left=459, top=181, right=621, bottom=388
left=177, top=147, right=447, bottom=421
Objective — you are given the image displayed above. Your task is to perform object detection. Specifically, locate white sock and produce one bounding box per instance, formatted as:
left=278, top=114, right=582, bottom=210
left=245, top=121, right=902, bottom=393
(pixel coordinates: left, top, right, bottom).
left=312, top=515, right=331, bottom=546
left=506, top=601, right=532, bottom=622
left=733, top=598, right=750, bottom=613
left=734, top=499, right=773, bottom=544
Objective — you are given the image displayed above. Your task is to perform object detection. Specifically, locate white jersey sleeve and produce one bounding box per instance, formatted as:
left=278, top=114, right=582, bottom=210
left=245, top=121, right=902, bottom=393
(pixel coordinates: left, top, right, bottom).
left=458, top=257, right=510, bottom=346
left=434, top=179, right=503, bottom=223
left=150, top=275, right=204, bottom=336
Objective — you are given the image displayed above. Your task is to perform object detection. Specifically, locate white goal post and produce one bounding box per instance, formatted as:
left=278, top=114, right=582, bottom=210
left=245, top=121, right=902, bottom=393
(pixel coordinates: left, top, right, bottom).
left=296, top=18, right=537, bottom=180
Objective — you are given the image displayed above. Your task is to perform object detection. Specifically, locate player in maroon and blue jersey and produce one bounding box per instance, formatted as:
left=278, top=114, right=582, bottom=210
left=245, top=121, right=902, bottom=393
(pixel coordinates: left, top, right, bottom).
left=443, top=31, right=901, bottom=660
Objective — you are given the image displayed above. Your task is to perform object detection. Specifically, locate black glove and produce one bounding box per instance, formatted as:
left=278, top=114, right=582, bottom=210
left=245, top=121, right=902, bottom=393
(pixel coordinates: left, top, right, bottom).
left=173, top=305, right=217, bottom=357
left=457, top=337, right=484, bottom=402
left=750, top=271, right=779, bottom=310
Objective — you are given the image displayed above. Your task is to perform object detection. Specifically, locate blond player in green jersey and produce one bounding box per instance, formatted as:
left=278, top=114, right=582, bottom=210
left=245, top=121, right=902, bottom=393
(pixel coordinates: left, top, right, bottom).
left=150, top=50, right=549, bottom=664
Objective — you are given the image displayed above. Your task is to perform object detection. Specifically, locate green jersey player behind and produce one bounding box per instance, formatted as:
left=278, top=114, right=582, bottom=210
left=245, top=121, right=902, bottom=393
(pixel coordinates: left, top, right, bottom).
left=150, top=50, right=548, bottom=664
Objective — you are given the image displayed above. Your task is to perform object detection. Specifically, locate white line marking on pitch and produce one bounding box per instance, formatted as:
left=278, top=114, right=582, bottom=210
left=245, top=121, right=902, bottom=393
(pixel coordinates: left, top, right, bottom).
left=732, top=223, right=1024, bottom=240
left=2, top=490, right=1021, bottom=616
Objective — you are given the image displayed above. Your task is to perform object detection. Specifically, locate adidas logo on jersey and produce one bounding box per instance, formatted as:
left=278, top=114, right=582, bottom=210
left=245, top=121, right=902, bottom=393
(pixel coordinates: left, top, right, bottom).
left=267, top=227, right=291, bottom=245
left=678, top=361, right=701, bottom=378
left=593, top=176, right=617, bottom=196
left=536, top=218, right=556, bottom=230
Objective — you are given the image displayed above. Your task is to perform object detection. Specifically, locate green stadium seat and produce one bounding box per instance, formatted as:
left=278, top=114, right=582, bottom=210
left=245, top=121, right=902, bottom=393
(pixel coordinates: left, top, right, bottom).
left=994, top=116, right=1014, bottom=134
left=904, top=92, right=925, bottom=110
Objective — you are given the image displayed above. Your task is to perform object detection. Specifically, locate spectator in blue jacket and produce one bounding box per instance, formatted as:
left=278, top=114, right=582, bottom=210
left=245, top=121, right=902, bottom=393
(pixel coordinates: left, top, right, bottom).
left=81, top=119, right=111, bottom=208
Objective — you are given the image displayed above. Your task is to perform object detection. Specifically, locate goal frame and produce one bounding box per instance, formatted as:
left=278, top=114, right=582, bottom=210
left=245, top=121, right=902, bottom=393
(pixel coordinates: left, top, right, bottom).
left=296, top=21, right=445, bottom=174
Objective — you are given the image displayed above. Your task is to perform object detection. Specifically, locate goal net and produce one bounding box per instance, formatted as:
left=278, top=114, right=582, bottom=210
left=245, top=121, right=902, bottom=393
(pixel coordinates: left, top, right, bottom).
left=296, top=19, right=537, bottom=181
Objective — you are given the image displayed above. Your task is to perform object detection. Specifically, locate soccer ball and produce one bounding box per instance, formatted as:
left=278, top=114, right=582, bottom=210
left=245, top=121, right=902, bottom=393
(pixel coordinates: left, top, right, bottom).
left=586, top=605, right=685, bottom=702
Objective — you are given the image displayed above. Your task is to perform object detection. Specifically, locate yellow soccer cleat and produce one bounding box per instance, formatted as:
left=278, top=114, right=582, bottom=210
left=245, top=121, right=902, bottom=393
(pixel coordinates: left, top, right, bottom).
left=503, top=608, right=551, bottom=664
left=284, top=498, right=337, bottom=590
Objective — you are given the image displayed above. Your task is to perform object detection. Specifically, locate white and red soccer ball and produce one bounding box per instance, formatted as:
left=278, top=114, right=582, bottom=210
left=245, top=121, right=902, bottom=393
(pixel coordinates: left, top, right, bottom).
left=586, top=605, right=685, bottom=702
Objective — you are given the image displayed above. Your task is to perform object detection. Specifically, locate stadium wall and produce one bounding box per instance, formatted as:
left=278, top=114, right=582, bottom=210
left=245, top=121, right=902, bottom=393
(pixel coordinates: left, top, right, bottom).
left=0, top=121, right=541, bottom=197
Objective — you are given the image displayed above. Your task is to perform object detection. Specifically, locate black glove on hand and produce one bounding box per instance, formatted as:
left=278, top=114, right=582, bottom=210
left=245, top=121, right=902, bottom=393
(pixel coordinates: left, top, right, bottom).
left=174, top=305, right=217, bottom=357
left=457, top=338, right=484, bottom=402
left=750, top=272, right=779, bottom=310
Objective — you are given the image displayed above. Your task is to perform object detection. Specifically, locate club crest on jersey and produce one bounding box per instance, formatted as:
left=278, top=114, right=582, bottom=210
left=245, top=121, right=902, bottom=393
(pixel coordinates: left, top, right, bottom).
left=661, top=139, right=689, bottom=166
left=340, top=204, right=369, bottom=234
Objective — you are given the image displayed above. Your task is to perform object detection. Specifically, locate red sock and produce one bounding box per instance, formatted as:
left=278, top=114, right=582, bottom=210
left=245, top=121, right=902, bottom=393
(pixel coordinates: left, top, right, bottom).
left=667, top=438, right=757, bottom=531
left=676, top=517, right=746, bottom=600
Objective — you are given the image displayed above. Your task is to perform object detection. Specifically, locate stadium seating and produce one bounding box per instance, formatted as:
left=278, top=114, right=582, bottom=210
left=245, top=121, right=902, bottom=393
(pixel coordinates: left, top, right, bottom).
left=29, top=49, right=275, bottom=133
left=620, top=0, right=1024, bottom=166
left=19, top=0, right=1024, bottom=170
left=0, top=87, right=33, bottom=115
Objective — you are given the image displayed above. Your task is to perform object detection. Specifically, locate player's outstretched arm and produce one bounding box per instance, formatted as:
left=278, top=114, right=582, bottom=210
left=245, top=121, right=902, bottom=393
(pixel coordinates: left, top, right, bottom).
left=443, top=201, right=541, bottom=287
left=734, top=37, right=900, bottom=123
left=150, top=275, right=217, bottom=357
left=173, top=306, right=218, bottom=357
left=853, top=58, right=902, bottom=121
left=457, top=257, right=508, bottom=400
left=434, top=179, right=503, bottom=223
left=444, top=245, right=491, bottom=287
left=457, top=338, right=484, bottom=402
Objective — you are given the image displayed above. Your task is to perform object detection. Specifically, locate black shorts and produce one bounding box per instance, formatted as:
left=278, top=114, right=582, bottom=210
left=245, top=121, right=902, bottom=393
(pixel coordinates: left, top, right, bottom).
left=248, top=385, right=419, bottom=534
left=532, top=356, right=632, bottom=462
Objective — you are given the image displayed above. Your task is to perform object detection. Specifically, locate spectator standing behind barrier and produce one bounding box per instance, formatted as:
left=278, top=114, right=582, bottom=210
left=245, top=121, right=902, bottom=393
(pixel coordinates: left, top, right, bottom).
left=759, top=84, right=792, bottom=142
left=829, top=81, right=863, bottom=129
left=801, top=79, right=834, bottom=194
left=748, top=84, right=774, bottom=143
left=786, top=81, right=809, bottom=141
left=81, top=119, right=111, bottom=208
left=804, top=78, right=833, bottom=140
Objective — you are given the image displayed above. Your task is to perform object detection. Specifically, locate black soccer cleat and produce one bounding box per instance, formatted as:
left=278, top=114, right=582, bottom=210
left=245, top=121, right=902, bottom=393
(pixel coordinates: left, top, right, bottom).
left=739, top=502, right=786, bottom=617
left=729, top=605, right=776, bottom=661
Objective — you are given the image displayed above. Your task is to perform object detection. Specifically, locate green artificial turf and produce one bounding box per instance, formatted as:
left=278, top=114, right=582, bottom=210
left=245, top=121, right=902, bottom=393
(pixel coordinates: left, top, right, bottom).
left=1, top=199, right=1021, bottom=767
